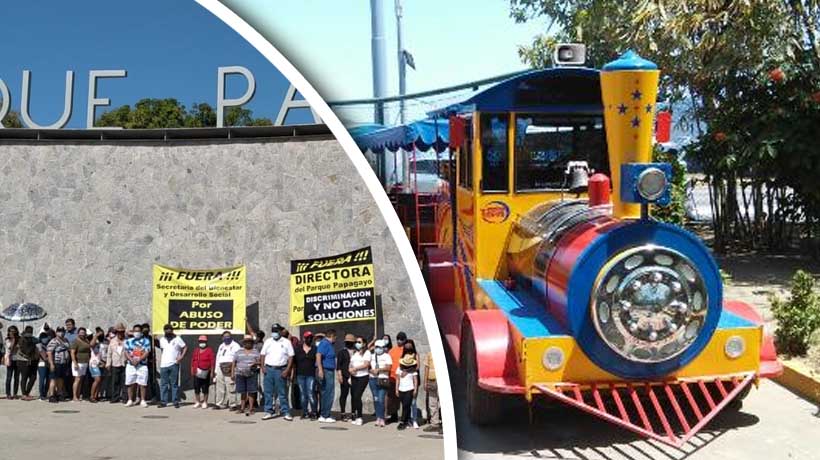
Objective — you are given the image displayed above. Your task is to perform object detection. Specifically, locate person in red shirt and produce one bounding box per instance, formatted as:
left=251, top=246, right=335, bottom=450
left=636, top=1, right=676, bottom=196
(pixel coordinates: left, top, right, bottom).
left=190, top=335, right=215, bottom=409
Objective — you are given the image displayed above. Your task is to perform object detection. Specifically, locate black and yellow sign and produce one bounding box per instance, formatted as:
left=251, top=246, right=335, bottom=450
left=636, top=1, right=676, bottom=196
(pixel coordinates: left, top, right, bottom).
left=152, top=264, right=246, bottom=334
left=290, top=247, right=376, bottom=326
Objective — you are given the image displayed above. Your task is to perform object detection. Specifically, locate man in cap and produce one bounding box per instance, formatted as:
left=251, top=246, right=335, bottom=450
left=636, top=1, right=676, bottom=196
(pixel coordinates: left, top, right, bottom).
left=260, top=323, right=295, bottom=421
left=157, top=324, right=187, bottom=408
left=315, top=329, right=337, bottom=423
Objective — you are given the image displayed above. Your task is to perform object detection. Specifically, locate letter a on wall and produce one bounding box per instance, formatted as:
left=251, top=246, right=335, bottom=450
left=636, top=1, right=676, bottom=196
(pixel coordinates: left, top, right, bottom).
left=152, top=264, right=246, bottom=334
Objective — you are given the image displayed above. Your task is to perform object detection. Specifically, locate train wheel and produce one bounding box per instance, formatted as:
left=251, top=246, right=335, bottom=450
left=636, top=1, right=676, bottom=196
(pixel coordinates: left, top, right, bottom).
left=725, top=381, right=752, bottom=411
left=462, top=326, right=504, bottom=425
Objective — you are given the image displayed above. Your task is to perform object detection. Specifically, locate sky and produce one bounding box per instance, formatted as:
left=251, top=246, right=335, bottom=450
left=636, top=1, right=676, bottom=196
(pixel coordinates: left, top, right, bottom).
left=0, top=1, right=314, bottom=128
left=223, top=0, right=549, bottom=124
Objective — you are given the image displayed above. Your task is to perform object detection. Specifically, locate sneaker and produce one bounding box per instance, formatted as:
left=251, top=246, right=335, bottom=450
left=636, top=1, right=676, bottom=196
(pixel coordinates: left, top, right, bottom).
left=125, top=400, right=135, bottom=407
left=192, top=402, right=200, bottom=409
left=352, top=418, right=363, bottom=426
left=174, top=403, right=180, bottom=409
left=318, top=416, right=336, bottom=423
left=262, top=413, right=275, bottom=420
left=200, top=403, right=208, bottom=409
left=423, top=424, right=441, bottom=433
left=413, top=421, right=419, bottom=429
left=283, top=414, right=293, bottom=421
left=140, top=401, right=149, bottom=408
left=158, top=403, right=167, bottom=408
left=397, top=422, right=407, bottom=431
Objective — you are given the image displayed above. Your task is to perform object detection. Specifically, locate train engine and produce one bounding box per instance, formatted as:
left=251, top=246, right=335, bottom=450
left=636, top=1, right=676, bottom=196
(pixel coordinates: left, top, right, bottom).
left=424, top=50, right=782, bottom=447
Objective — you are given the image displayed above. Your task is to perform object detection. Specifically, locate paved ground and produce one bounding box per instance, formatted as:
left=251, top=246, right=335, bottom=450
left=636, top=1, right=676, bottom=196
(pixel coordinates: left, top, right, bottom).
left=0, top=399, right=444, bottom=460
left=453, top=368, right=820, bottom=460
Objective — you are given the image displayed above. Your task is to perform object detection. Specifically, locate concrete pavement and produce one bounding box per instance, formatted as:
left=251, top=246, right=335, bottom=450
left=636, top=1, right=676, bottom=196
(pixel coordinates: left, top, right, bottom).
left=0, top=399, right=444, bottom=460
left=454, top=370, right=820, bottom=460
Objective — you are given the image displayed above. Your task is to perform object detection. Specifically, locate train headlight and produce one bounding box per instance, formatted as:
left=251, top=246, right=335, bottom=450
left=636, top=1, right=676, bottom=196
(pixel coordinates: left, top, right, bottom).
left=591, top=245, right=708, bottom=363
left=542, top=346, right=565, bottom=371
left=637, top=167, right=668, bottom=201
left=724, top=336, right=746, bottom=359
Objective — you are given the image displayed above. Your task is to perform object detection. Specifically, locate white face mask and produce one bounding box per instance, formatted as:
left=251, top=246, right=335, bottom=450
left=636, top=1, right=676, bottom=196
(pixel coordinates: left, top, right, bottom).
left=199, top=343, right=207, bottom=349
left=355, top=343, right=363, bottom=350
left=375, top=347, right=384, bottom=355
left=133, top=332, right=143, bottom=339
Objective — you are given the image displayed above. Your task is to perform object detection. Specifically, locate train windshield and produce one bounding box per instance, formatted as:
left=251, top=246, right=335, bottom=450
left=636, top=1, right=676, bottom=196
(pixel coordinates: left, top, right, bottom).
left=514, top=115, right=609, bottom=192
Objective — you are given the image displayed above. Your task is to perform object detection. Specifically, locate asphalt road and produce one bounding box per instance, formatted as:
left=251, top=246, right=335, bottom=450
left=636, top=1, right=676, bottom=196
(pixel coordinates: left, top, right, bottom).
left=452, top=363, right=820, bottom=460
left=0, top=399, right=444, bottom=460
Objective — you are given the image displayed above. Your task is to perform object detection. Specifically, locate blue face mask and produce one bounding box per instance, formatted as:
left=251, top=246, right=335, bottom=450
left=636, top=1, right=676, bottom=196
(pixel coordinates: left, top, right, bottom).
left=355, top=343, right=363, bottom=350
left=375, top=347, right=384, bottom=355
left=272, top=332, right=281, bottom=340
left=40, top=338, right=50, bottom=345
left=222, top=337, right=232, bottom=345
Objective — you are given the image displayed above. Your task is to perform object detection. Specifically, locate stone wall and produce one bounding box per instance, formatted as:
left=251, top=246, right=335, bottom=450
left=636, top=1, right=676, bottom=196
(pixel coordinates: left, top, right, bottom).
left=0, top=136, right=429, bottom=405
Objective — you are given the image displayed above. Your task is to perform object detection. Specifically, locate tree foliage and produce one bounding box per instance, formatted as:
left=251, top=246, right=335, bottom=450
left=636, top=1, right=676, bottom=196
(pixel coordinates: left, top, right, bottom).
left=1, top=110, right=23, bottom=128
left=96, top=99, right=272, bottom=129
left=512, top=0, right=820, bottom=254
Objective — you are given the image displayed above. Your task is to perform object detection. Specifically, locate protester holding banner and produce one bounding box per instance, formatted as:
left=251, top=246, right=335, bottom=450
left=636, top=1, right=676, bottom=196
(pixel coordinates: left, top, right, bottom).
left=124, top=324, right=151, bottom=408
left=336, top=334, right=354, bottom=421
left=214, top=330, right=240, bottom=410
left=190, top=335, right=215, bottom=409
left=315, top=329, right=337, bottom=423
left=232, top=335, right=261, bottom=416
left=293, top=331, right=317, bottom=419
left=260, top=324, right=294, bottom=421
left=369, top=339, right=392, bottom=427
left=348, top=335, right=371, bottom=426
left=106, top=323, right=128, bottom=404
left=158, top=324, right=187, bottom=408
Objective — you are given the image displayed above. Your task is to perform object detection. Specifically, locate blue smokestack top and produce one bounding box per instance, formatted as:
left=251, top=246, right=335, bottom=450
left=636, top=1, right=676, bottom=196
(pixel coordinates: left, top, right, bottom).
left=602, top=50, right=658, bottom=71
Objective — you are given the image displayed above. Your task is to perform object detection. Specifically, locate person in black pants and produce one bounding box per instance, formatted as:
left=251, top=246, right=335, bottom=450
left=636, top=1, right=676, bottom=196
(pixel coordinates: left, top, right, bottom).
left=107, top=323, right=128, bottom=403
left=4, top=325, right=20, bottom=399
left=347, top=336, right=371, bottom=426
left=17, top=326, right=39, bottom=400
left=395, top=354, right=419, bottom=430
left=336, top=333, right=354, bottom=421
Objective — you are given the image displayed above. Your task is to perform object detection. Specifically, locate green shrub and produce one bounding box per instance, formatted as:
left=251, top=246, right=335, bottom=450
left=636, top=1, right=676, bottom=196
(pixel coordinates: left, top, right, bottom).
left=651, top=146, right=687, bottom=226
left=771, top=270, right=820, bottom=356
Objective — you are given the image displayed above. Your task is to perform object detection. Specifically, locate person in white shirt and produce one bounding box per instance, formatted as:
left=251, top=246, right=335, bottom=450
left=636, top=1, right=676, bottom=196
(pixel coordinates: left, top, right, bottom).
left=157, top=324, right=187, bottom=408
left=369, top=339, right=392, bottom=427
left=347, top=336, right=371, bottom=426
left=214, top=330, right=241, bottom=409
left=260, top=324, right=295, bottom=421
left=395, top=353, right=419, bottom=431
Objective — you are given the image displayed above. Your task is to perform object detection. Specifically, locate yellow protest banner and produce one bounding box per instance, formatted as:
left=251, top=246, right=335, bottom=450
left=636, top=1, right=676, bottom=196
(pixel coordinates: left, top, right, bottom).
left=290, top=247, right=376, bottom=326
left=152, top=264, right=246, bottom=334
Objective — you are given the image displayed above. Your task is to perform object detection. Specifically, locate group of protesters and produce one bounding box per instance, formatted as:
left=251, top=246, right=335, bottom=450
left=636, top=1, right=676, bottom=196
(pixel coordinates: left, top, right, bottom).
left=0, top=318, right=442, bottom=433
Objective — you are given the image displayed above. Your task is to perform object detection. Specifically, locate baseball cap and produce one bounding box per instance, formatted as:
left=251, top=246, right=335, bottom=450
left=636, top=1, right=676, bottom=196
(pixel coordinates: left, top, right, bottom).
left=374, top=339, right=386, bottom=348
left=197, top=335, right=207, bottom=342
left=272, top=323, right=283, bottom=332
left=344, top=333, right=355, bottom=342
left=303, top=331, right=313, bottom=339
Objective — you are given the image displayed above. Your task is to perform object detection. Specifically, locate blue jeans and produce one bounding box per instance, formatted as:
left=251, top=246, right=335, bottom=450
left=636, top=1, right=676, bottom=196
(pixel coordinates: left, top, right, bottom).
left=369, top=377, right=387, bottom=419
left=296, top=375, right=316, bottom=414
left=319, top=368, right=335, bottom=418
left=159, top=363, right=180, bottom=404
left=38, top=366, right=50, bottom=399
left=263, top=366, right=290, bottom=415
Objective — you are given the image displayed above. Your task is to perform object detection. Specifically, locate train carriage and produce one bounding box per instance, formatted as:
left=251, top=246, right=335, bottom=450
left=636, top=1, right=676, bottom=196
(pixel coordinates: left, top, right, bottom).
left=356, top=49, right=783, bottom=447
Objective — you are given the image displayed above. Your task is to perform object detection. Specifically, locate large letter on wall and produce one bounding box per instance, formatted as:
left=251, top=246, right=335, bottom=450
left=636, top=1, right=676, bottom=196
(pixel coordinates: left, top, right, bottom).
left=87, top=70, right=127, bottom=129
left=217, top=66, right=255, bottom=128
left=21, top=70, right=74, bottom=129
left=0, top=79, right=9, bottom=128
left=275, top=84, right=322, bottom=126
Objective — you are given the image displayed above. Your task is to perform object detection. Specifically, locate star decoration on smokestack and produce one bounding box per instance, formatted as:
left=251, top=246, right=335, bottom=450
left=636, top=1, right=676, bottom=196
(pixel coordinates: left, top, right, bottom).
left=631, top=89, right=642, bottom=100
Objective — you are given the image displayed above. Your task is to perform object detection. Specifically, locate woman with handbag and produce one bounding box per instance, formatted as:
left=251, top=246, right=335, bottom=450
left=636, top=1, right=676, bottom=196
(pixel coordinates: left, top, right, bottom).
left=190, top=335, right=215, bottom=409
left=368, top=339, right=392, bottom=427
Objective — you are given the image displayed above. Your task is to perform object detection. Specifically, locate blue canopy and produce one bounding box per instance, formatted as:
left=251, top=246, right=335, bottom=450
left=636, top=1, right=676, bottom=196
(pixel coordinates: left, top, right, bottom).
left=428, top=67, right=602, bottom=117
left=353, top=118, right=449, bottom=153
left=346, top=123, right=386, bottom=138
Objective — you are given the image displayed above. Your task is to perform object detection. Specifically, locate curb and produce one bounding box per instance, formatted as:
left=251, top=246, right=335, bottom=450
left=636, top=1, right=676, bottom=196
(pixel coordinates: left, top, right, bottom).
left=773, top=359, right=820, bottom=405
